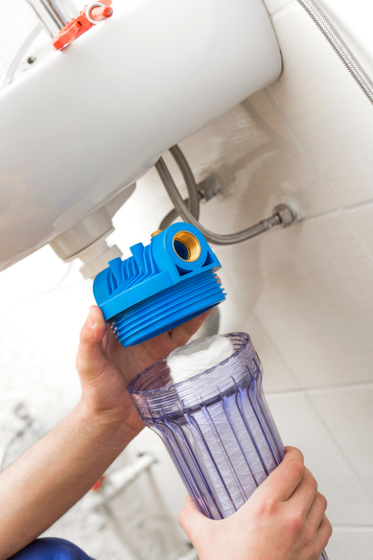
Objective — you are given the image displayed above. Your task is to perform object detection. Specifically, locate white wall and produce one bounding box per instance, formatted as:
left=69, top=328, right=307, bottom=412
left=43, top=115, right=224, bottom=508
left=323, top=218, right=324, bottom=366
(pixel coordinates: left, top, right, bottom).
left=168, top=0, right=373, bottom=556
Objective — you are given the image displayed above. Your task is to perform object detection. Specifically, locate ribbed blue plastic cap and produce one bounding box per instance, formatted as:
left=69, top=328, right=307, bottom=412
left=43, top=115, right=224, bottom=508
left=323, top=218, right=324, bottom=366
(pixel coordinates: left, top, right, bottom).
left=93, top=224, right=226, bottom=347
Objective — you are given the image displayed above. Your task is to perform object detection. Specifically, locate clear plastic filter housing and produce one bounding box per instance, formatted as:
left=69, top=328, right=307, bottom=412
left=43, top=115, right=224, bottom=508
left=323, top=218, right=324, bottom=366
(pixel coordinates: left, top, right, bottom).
left=128, top=333, right=328, bottom=560
left=128, top=332, right=282, bottom=517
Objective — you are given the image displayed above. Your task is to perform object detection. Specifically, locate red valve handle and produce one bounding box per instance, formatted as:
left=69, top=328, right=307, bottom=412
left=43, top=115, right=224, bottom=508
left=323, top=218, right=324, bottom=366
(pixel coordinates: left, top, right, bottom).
left=53, top=1, right=113, bottom=51
left=90, top=5, right=113, bottom=22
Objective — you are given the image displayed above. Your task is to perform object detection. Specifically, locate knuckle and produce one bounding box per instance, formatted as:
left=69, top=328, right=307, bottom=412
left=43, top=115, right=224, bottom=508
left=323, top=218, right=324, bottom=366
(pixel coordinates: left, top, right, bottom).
left=326, top=516, right=333, bottom=537
left=317, top=492, right=328, bottom=512
left=304, top=525, right=315, bottom=546
left=309, top=473, right=318, bottom=493
left=256, top=495, right=277, bottom=517
left=287, top=508, right=304, bottom=534
left=304, top=469, right=318, bottom=494
left=286, top=447, right=304, bottom=463
left=288, top=459, right=305, bottom=479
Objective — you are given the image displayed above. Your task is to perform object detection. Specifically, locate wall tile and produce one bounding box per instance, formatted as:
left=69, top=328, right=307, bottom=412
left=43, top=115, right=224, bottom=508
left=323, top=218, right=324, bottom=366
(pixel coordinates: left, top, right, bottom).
left=346, top=204, right=373, bottom=260
left=218, top=270, right=300, bottom=393
left=268, top=3, right=373, bottom=209
left=175, top=89, right=338, bottom=226
left=310, top=385, right=373, bottom=500
left=215, top=211, right=373, bottom=389
left=326, top=527, right=373, bottom=560
left=263, top=0, right=294, bottom=16
left=217, top=270, right=252, bottom=333
left=266, top=392, right=373, bottom=525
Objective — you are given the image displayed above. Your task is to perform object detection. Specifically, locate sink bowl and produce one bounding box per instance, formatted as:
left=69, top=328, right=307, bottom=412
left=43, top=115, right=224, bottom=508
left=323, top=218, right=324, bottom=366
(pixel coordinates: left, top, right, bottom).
left=0, top=0, right=281, bottom=270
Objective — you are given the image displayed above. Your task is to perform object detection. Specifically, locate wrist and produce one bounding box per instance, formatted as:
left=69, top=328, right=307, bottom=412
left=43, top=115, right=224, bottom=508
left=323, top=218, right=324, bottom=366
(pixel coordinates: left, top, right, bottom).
left=75, top=398, right=137, bottom=451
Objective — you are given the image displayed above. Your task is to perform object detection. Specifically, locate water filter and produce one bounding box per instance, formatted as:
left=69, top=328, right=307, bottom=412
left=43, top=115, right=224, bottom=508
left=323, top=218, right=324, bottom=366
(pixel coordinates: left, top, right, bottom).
left=93, top=224, right=226, bottom=347
left=128, top=333, right=328, bottom=560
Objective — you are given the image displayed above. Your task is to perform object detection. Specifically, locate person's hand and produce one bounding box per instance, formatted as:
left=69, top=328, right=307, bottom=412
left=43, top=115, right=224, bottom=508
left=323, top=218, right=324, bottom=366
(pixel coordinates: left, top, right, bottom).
left=179, top=447, right=332, bottom=560
left=75, top=305, right=211, bottom=439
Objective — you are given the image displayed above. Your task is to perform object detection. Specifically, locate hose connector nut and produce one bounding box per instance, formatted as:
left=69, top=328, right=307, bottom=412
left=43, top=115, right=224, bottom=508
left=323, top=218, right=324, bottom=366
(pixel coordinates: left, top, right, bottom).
left=273, top=204, right=295, bottom=228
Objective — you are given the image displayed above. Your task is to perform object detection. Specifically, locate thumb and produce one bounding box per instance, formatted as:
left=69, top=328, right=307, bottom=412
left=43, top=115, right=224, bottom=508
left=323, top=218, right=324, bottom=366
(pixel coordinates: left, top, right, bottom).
left=76, top=306, right=108, bottom=381
left=178, top=496, right=211, bottom=542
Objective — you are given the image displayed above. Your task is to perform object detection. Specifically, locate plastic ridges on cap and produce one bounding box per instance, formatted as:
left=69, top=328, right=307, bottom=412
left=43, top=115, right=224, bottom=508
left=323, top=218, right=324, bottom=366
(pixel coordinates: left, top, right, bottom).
left=112, top=269, right=225, bottom=347
left=93, top=223, right=227, bottom=347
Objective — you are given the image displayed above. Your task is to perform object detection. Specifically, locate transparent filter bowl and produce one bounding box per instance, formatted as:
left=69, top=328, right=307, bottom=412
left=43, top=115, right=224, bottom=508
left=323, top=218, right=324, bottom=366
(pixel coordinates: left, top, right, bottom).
left=128, top=333, right=328, bottom=560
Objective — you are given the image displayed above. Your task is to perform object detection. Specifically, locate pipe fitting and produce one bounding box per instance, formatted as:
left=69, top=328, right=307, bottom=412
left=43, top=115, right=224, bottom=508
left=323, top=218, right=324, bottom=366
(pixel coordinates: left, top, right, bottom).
left=273, top=204, right=295, bottom=228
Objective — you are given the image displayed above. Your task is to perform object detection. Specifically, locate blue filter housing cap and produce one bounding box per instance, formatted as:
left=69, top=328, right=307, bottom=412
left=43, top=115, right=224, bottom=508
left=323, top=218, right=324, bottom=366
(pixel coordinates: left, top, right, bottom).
left=93, top=223, right=226, bottom=347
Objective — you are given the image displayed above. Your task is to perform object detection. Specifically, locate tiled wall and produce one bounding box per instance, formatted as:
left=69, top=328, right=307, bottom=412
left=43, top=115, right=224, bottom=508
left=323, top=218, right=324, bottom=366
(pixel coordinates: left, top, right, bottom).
left=1, top=0, right=373, bottom=558
left=114, top=0, right=373, bottom=555
left=157, top=0, right=372, bottom=555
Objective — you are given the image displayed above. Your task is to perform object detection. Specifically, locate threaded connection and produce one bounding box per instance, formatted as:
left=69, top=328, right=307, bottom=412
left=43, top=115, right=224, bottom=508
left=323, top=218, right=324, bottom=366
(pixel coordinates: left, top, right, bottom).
left=173, top=231, right=201, bottom=262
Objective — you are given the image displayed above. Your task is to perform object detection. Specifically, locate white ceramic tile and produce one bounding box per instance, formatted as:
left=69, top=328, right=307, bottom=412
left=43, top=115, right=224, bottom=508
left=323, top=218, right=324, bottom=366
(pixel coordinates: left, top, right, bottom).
left=218, top=270, right=300, bottom=393
left=269, top=3, right=373, bottom=208
left=326, top=527, right=373, bottom=560
left=346, top=204, right=373, bottom=260
left=310, top=385, right=373, bottom=500
left=266, top=392, right=373, bottom=525
left=318, top=0, right=373, bottom=76
left=244, top=314, right=301, bottom=394
left=173, top=89, right=337, bottom=224
left=216, top=211, right=373, bottom=389
left=263, top=0, right=294, bottom=16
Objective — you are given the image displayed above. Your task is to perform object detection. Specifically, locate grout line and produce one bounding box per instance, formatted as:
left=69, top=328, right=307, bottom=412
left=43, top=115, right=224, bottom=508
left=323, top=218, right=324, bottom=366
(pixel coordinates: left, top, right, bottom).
left=300, top=197, right=373, bottom=224
left=251, top=312, right=302, bottom=390
left=305, top=391, right=373, bottom=505
left=264, top=87, right=373, bottom=267
left=222, top=257, right=373, bottom=398
left=267, top=380, right=373, bottom=504
left=303, top=208, right=340, bottom=222
left=333, top=525, right=373, bottom=532
left=343, top=198, right=373, bottom=212
left=219, top=271, right=302, bottom=392
left=254, top=308, right=373, bottom=501
left=220, top=267, right=303, bottom=392
left=266, top=380, right=373, bottom=397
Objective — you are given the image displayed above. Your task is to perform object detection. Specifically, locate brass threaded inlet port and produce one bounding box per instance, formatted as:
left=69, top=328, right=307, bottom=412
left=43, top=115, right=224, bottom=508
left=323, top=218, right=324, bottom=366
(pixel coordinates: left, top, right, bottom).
left=173, top=231, right=201, bottom=262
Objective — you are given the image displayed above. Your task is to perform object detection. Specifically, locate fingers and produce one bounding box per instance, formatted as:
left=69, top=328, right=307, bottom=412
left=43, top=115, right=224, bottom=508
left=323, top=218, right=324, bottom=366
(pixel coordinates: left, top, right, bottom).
left=76, top=306, right=108, bottom=380
left=287, top=467, right=318, bottom=517
left=315, top=515, right=333, bottom=552
left=178, top=496, right=210, bottom=542
left=170, top=309, right=213, bottom=347
left=255, top=447, right=305, bottom=503
left=307, top=491, right=328, bottom=529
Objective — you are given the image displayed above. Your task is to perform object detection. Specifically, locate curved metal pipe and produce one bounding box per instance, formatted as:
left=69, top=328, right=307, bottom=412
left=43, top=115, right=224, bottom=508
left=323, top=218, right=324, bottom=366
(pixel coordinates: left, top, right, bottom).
left=155, top=157, right=288, bottom=246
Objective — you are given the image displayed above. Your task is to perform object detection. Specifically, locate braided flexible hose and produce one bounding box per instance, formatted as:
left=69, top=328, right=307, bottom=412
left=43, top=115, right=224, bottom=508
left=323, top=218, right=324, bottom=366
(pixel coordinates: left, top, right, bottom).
left=296, top=0, right=373, bottom=105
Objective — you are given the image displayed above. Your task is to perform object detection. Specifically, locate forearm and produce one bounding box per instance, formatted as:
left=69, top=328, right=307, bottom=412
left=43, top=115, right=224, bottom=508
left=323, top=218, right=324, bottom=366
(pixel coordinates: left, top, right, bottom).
left=0, top=401, right=133, bottom=560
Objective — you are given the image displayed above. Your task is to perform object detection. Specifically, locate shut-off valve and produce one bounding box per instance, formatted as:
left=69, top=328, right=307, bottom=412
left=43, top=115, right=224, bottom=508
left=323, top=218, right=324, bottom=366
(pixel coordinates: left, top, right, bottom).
left=53, top=1, right=113, bottom=50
